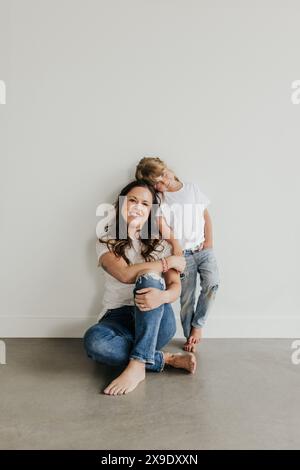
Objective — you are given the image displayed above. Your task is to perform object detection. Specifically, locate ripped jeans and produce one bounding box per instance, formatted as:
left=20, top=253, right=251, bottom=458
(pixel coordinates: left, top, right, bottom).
left=83, top=272, right=176, bottom=372
left=180, top=248, right=220, bottom=338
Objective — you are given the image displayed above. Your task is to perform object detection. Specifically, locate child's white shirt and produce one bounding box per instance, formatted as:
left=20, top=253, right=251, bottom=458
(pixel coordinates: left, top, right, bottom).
left=159, top=182, right=210, bottom=250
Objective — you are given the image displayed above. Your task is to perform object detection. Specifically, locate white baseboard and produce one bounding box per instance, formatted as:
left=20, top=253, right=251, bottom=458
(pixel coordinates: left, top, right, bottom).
left=0, top=315, right=300, bottom=338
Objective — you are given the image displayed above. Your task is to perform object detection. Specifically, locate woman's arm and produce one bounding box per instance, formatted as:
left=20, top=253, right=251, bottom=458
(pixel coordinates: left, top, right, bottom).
left=99, top=251, right=185, bottom=284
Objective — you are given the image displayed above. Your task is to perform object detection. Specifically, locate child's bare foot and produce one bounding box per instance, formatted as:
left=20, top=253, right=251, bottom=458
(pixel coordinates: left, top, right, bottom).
left=183, top=327, right=202, bottom=352
left=164, top=351, right=197, bottom=374
left=103, top=359, right=146, bottom=396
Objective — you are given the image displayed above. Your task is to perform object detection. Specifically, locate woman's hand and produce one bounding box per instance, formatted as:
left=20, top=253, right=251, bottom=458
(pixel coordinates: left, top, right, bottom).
left=135, top=287, right=166, bottom=311
left=167, top=255, right=186, bottom=273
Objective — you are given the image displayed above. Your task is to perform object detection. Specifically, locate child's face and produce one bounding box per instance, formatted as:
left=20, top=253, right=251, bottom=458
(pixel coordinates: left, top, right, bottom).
left=153, top=169, right=175, bottom=192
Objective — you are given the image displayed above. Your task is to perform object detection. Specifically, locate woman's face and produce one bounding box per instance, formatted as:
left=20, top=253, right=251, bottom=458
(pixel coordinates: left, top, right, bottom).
left=121, top=186, right=153, bottom=230
left=153, top=168, right=176, bottom=192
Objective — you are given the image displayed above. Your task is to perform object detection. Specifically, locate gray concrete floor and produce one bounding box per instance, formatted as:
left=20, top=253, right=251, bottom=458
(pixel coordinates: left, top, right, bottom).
left=0, top=338, right=299, bottom=450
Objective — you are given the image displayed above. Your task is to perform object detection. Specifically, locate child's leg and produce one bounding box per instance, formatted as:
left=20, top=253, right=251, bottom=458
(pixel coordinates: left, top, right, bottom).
left=183, top=249, right=219, bottom=352
left=179, top=255, right=198, bottom=339
left=193, top=248, right=219, bottom=330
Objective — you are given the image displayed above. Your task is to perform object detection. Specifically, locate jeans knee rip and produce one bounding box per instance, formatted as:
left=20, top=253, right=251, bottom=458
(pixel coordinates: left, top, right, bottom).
left=207, top=284, right=219, bottom=298
left=136, top=272, right=165, bottom=287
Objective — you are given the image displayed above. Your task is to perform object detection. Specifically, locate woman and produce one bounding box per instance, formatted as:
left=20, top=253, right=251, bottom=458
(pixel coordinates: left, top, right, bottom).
left=84, top=180, right=197, bottom=396
left=135, top=157, right=220, bottom=352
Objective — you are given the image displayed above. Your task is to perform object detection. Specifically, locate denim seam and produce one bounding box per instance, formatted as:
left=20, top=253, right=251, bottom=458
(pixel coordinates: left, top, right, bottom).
left=158, top=351, right=165, bottom=372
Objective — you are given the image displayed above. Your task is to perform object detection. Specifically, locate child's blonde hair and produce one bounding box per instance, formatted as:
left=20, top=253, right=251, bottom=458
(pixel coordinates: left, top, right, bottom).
left=135, top=156, right=179, bottom=185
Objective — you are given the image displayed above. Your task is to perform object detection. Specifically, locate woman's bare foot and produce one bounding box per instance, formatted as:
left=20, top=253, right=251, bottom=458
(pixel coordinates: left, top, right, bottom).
left=163, top=351, right=197, bottom=374
left=103, top=359, right=146, bottom=396
left=183, top=327, right=202, bottom=352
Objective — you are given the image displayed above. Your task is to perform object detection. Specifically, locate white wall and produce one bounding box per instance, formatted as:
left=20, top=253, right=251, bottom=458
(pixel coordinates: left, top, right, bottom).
left=1, top=0, right=300, bottom=338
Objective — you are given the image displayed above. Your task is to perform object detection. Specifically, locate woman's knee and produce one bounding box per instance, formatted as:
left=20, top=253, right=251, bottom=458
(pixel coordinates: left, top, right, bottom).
left=83, top=326, right=98, bottom=357
left=83, top=323, right=131, bottom=366
left=83, top=324, right=111, bottom=358
left=135, top=270, right=165, bottom=291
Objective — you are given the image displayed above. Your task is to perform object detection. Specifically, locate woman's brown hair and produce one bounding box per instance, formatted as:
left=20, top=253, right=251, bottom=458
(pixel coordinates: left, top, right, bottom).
left=99, top=180, right=164, bottom=264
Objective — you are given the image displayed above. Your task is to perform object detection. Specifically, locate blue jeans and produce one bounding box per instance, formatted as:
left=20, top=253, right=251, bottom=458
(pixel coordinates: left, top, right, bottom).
left=180, top=248, right=219, bottom=338
left=83, top=272, right=176, bottom=373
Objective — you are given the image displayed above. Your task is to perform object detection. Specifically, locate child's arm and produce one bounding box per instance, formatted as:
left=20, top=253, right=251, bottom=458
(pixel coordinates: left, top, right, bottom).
left=203, top=209, right=213, bottom=248
left=157, top=215, right=183, bottom=256
left=168, top=237, right=183, bottom=257
left=99, top=251, right=186, bottom=284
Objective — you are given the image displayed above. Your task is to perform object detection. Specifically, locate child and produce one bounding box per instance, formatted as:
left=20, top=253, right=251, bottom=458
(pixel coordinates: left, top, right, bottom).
left=135, top=157, right=219, bottom=352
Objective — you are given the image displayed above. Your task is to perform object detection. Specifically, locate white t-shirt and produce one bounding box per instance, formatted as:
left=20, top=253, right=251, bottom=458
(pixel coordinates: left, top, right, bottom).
left=159, top=182, right=210, bottom=250
left=96, top=235, right=172, bottom=321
